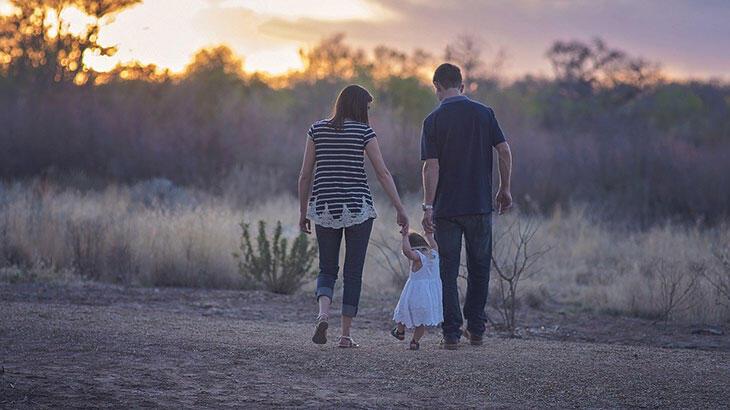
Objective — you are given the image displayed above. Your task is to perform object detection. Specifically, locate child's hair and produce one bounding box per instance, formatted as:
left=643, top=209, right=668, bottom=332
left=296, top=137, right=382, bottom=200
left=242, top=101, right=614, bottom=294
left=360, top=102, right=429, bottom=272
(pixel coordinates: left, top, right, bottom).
left=408, top=232, right=430, bottom=250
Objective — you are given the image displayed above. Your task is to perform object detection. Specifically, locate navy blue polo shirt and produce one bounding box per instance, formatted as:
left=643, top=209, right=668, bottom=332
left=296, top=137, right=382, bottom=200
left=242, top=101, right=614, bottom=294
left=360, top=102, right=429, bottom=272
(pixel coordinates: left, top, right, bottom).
left=420, top=95, right=506, bottom=218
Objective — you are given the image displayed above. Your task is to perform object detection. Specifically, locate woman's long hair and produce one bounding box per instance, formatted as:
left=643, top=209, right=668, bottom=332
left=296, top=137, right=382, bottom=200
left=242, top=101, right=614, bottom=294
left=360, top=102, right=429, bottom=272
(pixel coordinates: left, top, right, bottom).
left=329, top=84, right=373, bottom=129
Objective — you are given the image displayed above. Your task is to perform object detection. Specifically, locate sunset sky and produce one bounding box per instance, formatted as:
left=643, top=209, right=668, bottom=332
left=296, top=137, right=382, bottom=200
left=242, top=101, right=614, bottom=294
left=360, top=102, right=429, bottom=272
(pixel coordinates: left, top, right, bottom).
left=3, top=0, right=729, bottom=79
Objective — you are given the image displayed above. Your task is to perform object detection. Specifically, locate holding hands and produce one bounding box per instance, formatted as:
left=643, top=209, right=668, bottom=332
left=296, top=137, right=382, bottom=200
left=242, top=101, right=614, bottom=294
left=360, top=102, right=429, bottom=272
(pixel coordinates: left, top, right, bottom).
left=396, top=206, right=409, bottom=235
left=421, top=208, right=435, bottom=234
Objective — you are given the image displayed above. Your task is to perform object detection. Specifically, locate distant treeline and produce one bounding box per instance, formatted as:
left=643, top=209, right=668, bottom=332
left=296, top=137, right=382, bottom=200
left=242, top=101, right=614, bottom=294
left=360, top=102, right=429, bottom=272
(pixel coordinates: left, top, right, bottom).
left=1, top=1, right=728, bottom=224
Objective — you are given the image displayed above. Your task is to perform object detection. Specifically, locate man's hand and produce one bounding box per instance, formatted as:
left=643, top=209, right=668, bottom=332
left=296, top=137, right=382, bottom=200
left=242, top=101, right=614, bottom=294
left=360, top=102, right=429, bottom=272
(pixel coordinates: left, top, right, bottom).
left=495, top=189, right=513, bottom=215
left=422, top=209, right=435, bottom=233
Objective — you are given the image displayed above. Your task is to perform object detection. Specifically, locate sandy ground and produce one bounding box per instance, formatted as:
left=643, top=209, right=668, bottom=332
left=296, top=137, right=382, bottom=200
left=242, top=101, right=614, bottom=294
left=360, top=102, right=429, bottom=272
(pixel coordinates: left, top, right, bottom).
left=1, top=282, right=729, bottom=408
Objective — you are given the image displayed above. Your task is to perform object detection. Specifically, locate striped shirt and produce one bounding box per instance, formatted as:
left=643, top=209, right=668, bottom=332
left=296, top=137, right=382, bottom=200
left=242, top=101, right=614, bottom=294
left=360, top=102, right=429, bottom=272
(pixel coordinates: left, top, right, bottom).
left=306, top=119, right=378, bottom=228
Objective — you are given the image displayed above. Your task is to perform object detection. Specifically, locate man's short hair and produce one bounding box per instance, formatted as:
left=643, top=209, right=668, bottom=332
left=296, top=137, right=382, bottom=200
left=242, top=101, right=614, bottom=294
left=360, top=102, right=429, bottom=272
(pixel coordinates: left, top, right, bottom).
left=433, top=63, right=462, bottom=89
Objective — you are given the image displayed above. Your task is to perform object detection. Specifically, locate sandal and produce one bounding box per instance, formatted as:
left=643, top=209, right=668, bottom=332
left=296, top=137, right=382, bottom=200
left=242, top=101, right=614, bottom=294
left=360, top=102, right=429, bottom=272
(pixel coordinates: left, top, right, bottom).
left=312, top=314, right=329, bottom=345
left=337, top=336, right=360, bottom=348
left=390, top=327, right=405, bottom=341
left=409, top=339, right=420, bottom=350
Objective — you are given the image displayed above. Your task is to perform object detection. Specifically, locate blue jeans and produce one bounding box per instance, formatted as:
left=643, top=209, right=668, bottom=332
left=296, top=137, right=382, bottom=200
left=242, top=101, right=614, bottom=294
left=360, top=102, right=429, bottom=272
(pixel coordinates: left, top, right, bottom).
left=435, top=214, right=492, bottom=340
left=314, top=218, right=373, bottom=318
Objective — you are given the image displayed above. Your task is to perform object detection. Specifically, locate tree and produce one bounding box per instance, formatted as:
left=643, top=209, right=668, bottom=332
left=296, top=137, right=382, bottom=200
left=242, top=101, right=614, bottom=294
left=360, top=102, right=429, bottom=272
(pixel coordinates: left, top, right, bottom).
left=183, top=45, right=244, bottom=80
left=444, top=34, right=506, bottom=92
left=298, top=33, right=368, bottom=82
left=0, top=0, right=140, bottom=85
left=546, top=37, right=662, bottom=98
left=444, top=34, right=484, bottom=90
left=97, top=61, right=170, bottom=83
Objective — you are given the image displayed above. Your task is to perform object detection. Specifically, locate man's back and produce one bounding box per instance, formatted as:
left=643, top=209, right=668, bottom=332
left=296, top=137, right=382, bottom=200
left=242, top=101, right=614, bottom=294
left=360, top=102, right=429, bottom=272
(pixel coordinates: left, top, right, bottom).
left=421, top=95, right=506, bottom=218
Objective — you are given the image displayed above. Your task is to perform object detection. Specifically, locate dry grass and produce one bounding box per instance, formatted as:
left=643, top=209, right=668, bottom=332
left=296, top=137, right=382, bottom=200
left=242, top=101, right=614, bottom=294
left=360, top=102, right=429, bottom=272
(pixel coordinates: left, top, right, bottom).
left=1, top=180, right=728, bottom=324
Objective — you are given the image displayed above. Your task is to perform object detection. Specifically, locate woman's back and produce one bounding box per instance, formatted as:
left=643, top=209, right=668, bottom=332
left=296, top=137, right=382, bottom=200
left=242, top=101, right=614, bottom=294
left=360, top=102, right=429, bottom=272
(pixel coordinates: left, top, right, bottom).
left=307, top=119, right=377, bottom=228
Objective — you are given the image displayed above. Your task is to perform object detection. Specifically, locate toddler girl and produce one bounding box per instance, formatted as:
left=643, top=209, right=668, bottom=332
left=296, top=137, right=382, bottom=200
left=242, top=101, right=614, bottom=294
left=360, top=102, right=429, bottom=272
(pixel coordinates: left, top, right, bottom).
left=391, top=230, right=443, bottom=350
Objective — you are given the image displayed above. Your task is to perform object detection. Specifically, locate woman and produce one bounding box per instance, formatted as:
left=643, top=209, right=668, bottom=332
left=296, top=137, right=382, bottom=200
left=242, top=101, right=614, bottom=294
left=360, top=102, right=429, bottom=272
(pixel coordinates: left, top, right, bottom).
left=298, top=84, right=408, bottom=348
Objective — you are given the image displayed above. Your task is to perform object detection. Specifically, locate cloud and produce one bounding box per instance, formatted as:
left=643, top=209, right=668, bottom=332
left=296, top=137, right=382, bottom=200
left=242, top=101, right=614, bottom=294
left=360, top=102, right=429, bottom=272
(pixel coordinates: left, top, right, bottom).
left=90, top=0, right=730, bottom=77
left=191, top=7, right=286, bottom=52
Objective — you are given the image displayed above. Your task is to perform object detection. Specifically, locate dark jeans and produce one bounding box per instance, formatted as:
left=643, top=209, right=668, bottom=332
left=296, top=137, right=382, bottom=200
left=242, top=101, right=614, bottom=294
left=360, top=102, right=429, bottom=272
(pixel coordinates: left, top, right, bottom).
left=435, top=214, right=492, bottom=340
left=314, top=218, right=374, bottom=318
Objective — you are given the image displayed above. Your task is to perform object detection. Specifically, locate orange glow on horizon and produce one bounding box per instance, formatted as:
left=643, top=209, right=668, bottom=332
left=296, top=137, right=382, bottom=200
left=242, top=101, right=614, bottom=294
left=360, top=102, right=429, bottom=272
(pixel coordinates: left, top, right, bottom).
left=1, top=0, right=728, bottom=80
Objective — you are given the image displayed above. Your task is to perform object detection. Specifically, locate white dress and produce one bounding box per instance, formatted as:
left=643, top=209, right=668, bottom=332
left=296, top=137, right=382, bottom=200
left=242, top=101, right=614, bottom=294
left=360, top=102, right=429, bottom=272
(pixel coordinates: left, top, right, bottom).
left=392, top=249, right=443, bottom=329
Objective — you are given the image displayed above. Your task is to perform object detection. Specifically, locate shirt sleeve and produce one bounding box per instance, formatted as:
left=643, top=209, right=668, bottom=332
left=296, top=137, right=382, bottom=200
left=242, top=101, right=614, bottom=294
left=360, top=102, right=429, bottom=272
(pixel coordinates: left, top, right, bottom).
left=307, top=125, right=315, bottom=141
left=420, top=116, right=438, bottom=160
left=489, top=109, right=506, bottom=146
left=363, top=126, right=376, bottom=146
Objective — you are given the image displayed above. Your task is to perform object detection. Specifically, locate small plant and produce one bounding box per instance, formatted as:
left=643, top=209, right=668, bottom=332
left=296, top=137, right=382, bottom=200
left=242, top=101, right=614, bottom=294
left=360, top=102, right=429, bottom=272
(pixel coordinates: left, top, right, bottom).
left=233, top=220, right=317, bottom=294
left=703, top=247, right=730, bottom=309
left=68, top=219, right=106, bottom=279
left=490, top=216, right=550, bottom=336
left=649, top=259, right=701, bottom=323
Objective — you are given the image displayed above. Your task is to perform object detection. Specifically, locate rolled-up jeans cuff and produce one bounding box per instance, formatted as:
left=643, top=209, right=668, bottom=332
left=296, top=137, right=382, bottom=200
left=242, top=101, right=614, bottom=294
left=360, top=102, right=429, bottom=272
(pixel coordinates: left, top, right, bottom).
left=341, top=304, right=358, bottom=318
left=316, top=287, right=333, bottom=302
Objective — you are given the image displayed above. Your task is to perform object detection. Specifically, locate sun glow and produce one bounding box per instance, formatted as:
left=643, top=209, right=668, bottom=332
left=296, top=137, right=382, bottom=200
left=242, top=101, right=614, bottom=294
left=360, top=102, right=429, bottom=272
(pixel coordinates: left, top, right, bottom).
left=0, top=0, right=389, bottom=76
left=245, top=46, right=304, bottom=75
left=0, top=0, right=16, bottom=16
left=218, top=0, right=382, bottom=21
left=44, top=6, right=95, bottom=38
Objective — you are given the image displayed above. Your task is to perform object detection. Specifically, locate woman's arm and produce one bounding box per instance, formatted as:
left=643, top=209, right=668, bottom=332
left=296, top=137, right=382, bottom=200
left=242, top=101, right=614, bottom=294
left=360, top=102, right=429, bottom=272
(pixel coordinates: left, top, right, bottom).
left=364, top=139, right=408, bottom=233
left=297, top=138, right=316, bottom=234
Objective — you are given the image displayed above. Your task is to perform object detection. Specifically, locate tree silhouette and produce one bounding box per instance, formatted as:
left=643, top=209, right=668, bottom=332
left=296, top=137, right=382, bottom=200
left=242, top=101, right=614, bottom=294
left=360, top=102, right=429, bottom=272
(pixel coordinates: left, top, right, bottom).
left=546, top=37, right=662, bottom=97
left=444, top=34, right=485, bottom=83
left=0, top=0, right=140, bottom=85
left=298, top=33, right=367, bottom=82
left=184, top=45, right=244, bottom=80
left=444, top=34, right=506, bottom=92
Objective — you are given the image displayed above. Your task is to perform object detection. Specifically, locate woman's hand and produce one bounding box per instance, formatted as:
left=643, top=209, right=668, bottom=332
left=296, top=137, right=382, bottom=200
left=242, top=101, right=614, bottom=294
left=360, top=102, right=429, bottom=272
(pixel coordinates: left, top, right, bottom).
left=298, top=138, right=315, bottom=234
left=396, top=207, right=409, bottom=235
left=299, top=215, right=311, bottom=234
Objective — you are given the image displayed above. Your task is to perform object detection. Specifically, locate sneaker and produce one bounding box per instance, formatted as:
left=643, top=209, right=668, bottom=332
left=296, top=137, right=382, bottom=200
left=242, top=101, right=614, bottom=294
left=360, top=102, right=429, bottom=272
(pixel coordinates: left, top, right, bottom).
left=439, top=338, right=459, bottom=350
left=464, top=329, right=484, bottom=346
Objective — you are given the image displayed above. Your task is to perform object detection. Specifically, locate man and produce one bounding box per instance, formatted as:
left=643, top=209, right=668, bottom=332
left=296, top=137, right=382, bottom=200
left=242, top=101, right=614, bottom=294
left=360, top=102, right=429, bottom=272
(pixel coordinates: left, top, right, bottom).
left=421, top=63, right=513, bottom=350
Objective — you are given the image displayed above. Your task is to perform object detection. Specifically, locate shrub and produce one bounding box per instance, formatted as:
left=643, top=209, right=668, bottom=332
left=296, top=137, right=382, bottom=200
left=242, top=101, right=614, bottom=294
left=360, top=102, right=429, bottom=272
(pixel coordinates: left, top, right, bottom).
left=233, top=220, right=317, bottom=294
left=490, top=216, right=550, bottom=335
left=650, top=259, right=702, bottom=322
left=703, top=246, right=730, bottom=309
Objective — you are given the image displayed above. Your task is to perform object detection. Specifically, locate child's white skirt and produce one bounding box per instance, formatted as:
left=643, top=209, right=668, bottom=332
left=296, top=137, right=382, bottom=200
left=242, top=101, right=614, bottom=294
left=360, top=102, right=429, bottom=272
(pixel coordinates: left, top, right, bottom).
left=393, top=267, right=443, bottom=329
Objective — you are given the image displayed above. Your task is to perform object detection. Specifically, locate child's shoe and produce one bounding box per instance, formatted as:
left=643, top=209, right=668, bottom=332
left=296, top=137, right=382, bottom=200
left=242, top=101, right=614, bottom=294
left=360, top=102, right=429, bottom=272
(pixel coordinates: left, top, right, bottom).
left=390, top=326, right=405, bottom=341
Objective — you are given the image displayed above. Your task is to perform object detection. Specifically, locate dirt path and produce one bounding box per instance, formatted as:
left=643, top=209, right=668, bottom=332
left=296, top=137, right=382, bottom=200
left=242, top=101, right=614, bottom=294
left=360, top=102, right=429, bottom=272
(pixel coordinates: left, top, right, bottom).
left=1, top=283, right=729, bottom=408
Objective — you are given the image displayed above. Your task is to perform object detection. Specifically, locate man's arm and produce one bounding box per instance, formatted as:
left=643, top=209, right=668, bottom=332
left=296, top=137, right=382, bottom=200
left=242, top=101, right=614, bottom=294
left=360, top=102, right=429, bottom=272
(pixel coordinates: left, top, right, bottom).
left=422, top=158, right=439, bottom=232
left=494, top=142, right=513, bottom=214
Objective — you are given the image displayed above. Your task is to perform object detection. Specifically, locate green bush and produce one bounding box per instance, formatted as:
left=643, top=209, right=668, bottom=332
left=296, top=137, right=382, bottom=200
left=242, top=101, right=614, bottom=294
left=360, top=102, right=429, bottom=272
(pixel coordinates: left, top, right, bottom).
left=233, top=220, right=317, bottom=294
